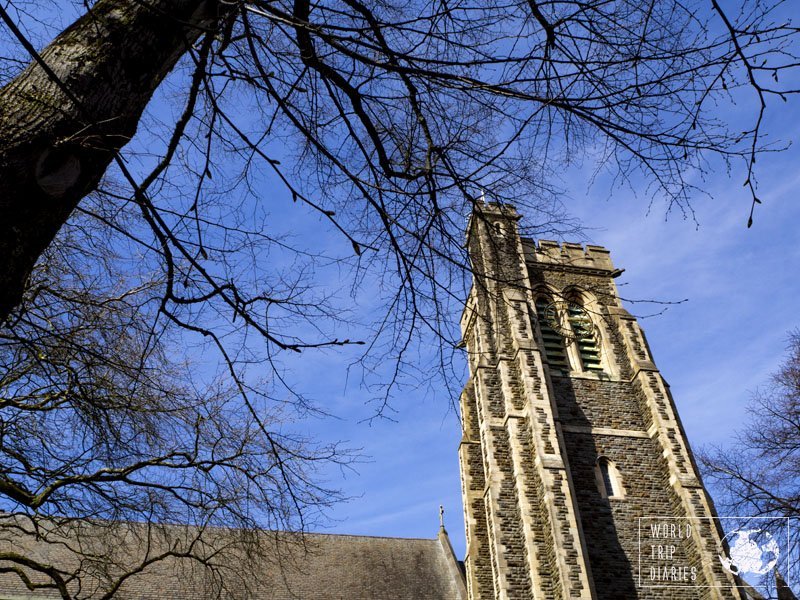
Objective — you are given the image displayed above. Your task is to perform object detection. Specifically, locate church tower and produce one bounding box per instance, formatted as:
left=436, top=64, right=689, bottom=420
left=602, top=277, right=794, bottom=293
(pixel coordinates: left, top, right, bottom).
left=458, top=203, right=745, bottom=599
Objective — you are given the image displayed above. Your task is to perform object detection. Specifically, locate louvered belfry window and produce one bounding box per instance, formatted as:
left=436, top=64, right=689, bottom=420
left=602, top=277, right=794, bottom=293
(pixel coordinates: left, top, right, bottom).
left=567, top=301, right=602, bottom=371
left=534, top=297, right=569, bottom=375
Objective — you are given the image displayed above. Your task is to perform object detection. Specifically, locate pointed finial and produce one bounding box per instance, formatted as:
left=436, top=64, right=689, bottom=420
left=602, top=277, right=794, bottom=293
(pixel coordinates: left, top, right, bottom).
left=439, top=505, right=445, bottom=530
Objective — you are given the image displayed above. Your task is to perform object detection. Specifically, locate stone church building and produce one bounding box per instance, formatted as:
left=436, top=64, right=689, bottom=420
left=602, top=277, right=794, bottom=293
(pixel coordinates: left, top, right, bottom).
left=0, top=204, right=780, bottom=599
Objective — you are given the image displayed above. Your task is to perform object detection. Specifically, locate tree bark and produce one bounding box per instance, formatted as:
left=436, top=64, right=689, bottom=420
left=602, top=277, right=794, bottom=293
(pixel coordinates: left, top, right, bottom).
left=0, top=0, right=216, bottom=323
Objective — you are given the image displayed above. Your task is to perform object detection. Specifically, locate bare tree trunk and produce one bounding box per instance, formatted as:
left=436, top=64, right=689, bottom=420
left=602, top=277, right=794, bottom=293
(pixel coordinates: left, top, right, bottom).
left=0, top=0, right=215, bottom=323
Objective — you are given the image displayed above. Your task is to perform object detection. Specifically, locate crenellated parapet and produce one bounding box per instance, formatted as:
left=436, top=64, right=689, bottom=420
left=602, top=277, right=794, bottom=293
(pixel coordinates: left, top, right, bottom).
left=522, top=239, right=615, bottom=273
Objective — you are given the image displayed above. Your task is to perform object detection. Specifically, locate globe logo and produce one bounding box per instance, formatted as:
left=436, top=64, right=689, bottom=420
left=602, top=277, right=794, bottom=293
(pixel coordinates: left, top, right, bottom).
left=718, top=529, right=780, bottom=576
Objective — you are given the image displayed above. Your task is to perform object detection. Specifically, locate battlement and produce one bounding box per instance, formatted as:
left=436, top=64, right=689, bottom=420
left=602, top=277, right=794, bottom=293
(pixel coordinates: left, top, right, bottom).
left=521, top=238, right=615, bottom=272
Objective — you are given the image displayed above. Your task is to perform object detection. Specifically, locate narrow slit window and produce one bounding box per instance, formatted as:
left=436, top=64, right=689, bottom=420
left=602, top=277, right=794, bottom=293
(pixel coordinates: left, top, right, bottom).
left=534, top=297, right=569, bottom=375
left=567, top=302, right=603, bottom=372
left=596, top=457, right=623, bottom=499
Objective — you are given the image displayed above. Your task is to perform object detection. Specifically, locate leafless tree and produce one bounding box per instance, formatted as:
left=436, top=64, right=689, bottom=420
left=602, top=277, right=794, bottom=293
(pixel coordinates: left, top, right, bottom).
left=1, top=0, right=799, bottom=324
left=700, top=330, right=800, bottom=598
left=0, top=202, right=350, bottom=598
left=2, top=0, right=800, bottom=596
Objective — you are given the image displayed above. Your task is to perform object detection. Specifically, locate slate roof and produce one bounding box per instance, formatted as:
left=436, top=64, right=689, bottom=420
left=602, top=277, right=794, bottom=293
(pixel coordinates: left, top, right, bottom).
left=0, top=522, right=467, bottom=600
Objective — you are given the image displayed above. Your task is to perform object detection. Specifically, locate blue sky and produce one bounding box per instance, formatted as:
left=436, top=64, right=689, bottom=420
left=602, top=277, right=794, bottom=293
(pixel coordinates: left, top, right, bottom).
left=299, top=98, right=800, bottom=562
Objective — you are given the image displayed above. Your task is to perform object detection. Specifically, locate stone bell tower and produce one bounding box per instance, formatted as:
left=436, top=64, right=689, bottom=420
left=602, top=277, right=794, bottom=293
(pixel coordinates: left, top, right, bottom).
left=458, top=203, right=746, bottom=599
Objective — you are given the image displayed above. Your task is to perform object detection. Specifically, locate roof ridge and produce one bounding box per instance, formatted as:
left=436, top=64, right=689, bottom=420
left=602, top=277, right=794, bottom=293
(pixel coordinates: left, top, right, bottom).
left=304, top=530, right=438, bottom=542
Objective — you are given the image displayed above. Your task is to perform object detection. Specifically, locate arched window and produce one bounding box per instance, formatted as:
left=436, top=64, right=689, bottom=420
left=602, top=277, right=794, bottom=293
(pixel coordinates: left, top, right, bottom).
left=596, top=457, right=624, bottom=499
left=534, top=296, right=569, bottom=375
left=566, top=300, right=603, bottom=372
